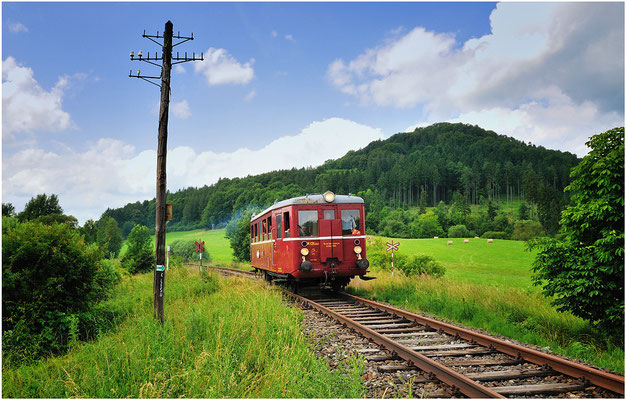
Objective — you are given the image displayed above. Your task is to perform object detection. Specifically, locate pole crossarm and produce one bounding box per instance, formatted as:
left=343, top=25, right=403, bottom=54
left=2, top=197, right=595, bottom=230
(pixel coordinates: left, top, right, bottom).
left=128, top=71, right=161, bottom=88
left=129, top=25, right=203, bottom=89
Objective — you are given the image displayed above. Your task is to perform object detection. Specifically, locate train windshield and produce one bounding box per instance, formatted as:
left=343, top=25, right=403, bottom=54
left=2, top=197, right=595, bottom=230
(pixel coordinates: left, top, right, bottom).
left=298, top=210, right=318, bottom=237
left=341, top=209, right=361, bottom=235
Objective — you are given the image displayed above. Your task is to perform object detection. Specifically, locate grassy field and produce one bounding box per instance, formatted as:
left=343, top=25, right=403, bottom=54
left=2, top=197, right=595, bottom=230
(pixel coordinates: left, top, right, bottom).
left=121, top=228, right=234, bottom=263
left=375, top=237, right=537, bottom=288
left=3, top=266, right=365, bottom=398
left=115, top=228, right=623, bottom=374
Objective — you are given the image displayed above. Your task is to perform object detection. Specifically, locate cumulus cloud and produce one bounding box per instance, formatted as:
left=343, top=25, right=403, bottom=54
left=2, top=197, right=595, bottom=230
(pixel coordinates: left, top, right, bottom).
left=330, top=2, right=624, bottom=154
left=174, top=64, right=186, bottom=74
left=8, top=22, right=28, bottom=33
left=406, top=87, right=624, bottom=156
left=2, top=57, right=73, bottom=137
left=194, top=47, right=254, bottom=85
left=330, top=3, right=623, bottom=113
left=2, top=118, right=384, bottom=224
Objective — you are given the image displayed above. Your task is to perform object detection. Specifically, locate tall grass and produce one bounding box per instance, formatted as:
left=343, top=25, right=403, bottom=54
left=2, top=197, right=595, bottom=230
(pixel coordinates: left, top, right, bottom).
left=349, top=271, right=624, bottom=374
left=3, top=268, right=365, bottom=398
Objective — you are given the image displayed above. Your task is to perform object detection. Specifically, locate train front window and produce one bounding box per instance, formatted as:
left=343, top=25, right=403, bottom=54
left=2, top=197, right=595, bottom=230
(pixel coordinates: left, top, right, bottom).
left=323, top=209, right=335, bottom=220
left=341, top=209, right=361, bottom=235
left=298, top=210, right=318, bottom=237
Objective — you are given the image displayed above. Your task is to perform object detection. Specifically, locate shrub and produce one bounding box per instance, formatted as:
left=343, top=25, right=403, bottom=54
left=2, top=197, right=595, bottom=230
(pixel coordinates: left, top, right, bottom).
left=511, top=220, right=545, bottom=241
left=225, top=208, right=256, bottom=262
left=96, top=216, right=123, bottom=259
left=481, top=231, right=510, bottom=240
left=121, top=225, right=154, bottom=274
left=410, top=211, right=444, bottom=238
left=399, top=254, right=446, bottom=278
left=2, top=221, right=116, bottom=363
left=169, top=240, right=210, bottom=263
left=448, top=224, right=470, bottom=238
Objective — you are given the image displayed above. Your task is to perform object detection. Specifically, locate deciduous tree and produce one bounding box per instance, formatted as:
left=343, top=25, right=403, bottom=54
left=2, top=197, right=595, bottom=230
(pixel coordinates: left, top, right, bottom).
left=531, top=127, right=624, bottom=333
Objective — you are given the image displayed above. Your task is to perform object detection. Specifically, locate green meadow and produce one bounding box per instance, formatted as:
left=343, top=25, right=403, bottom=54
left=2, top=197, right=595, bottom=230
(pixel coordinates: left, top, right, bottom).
left=376, top=237, right=537, bottom=288
left=3, top=267, right=365, bottom=398
left=116, top=228, right=623, bottom=374
left=121, top=228, right=234, bottom=263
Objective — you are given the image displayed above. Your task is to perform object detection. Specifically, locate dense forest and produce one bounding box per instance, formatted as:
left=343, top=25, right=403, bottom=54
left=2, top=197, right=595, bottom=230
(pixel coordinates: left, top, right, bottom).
left=101, top=123, right=580, bottom=237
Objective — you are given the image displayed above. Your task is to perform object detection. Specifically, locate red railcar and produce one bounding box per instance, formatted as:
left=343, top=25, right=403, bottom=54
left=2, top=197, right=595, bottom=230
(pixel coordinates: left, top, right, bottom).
left=250, top=191, right=370, bottom=290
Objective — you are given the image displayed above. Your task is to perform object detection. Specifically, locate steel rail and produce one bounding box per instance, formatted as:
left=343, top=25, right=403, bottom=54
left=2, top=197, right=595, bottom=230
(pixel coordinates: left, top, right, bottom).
left=284, top=290, right=505, bottom=399
left=342, top=293, right=625, bottom=395
left=185, top=264, right=257, bottom=277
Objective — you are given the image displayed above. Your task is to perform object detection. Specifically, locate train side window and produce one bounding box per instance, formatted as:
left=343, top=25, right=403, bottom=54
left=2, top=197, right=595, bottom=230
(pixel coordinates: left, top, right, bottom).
left=284, top=212, right=290, bottom=238
left=258, top=221, right=262, bottom=241
left=298, top=210, right=319, bottom=237
left=276, top=214, right=282, bottom=239
left=341, top=209, right=361, bottom=235
left=323, top=209, right=335, bottom=220
left=268, top=217, right=273, bottom=240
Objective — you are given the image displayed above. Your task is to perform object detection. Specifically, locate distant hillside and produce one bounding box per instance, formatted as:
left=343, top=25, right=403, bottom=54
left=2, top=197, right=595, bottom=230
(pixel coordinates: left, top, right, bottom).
left=102, top=122, right=579, bottom=236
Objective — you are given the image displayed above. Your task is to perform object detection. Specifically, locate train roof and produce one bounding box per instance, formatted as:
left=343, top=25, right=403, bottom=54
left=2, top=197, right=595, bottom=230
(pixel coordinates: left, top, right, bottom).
left=251, top=193, right=364, bottom=221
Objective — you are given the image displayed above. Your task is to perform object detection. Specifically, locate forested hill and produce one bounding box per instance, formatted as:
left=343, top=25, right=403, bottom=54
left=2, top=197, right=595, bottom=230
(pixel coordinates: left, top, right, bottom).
left=102, top=122, right=580, bottom=236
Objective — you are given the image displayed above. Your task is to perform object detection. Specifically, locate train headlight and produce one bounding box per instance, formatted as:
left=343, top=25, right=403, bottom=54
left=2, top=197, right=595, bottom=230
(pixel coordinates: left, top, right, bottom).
left=323, top=191, right=335, bottom=203
left=300, top=248, right=309, bottom=256
left=353, top=246, right=362, bottom=254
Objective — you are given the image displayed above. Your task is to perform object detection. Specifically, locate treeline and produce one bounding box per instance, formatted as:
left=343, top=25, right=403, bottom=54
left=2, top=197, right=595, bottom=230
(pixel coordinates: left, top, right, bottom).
left=102, top=123, right=579, bottom=236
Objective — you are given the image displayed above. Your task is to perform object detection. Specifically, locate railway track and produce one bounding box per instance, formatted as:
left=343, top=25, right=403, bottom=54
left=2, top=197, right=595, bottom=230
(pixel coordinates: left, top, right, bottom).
left=192, top=265, right=624, bottom=398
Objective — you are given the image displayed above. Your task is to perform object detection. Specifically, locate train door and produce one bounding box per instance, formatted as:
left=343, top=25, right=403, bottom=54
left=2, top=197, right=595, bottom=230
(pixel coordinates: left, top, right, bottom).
left=272, top=213, right=279, bottom=269
left=318, top=207, right=343, bottom=263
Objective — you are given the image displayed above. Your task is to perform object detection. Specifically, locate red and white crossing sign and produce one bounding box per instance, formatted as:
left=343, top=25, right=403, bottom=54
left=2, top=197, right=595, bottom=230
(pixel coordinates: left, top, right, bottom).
left=386, top=241, right=400, bottom=252
left=195, top=240, right=205, bottom=253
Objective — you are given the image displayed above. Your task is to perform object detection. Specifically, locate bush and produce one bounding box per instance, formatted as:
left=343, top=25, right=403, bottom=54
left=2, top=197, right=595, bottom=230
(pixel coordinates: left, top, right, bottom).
left=481, top=231, right=511, bottom=240
left=96, top=217, right=123, bottom=259
left=121, top=225, right=154, bottom=274
left=399, top=254, right=446, bottom=278
left=511, top=220, right=545, bottom=241
left=225, top=208, right=256, bottom=262
left=410, top=211, right=444, bottom=238
left=169, top=240, right=210, bottom=263
left=448, top=224, right=470, bottom=238
left=2, top=221, right=117, bottom=363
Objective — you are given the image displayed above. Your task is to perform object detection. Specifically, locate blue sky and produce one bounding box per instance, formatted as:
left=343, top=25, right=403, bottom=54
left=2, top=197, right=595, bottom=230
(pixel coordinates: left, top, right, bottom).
left=3, top=2, right=624, bottom=223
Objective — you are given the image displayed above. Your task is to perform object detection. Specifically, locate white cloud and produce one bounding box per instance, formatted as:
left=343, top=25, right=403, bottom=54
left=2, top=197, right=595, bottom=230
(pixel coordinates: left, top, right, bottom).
left=330, top=3, right=623, bottom=113
left=2, top=118, right=384, bottom=224
left=406, top=87, right=624, bottom=156
left=245, top=90, right=256, bottom=102
left=271, top=30, right=278, bottom=38
left=285, top=34, right=295, bottom=42
left=2, top=57, right=73, bottom=137
left=8, top=22, right=28, bottom=33
left=171, top=100, right=191, bottom=119
left=330, top=2, right=624, bottom=156
left=194, top=47, right=254, bottom=85
left=174, top=65, right=186, bottom=74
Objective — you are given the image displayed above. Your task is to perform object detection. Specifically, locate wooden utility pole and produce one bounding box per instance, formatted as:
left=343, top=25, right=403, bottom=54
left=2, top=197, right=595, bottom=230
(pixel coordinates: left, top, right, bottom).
left=153, top=20, right=173, bottom=324
left=129, top=21, right=203, bottom=324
